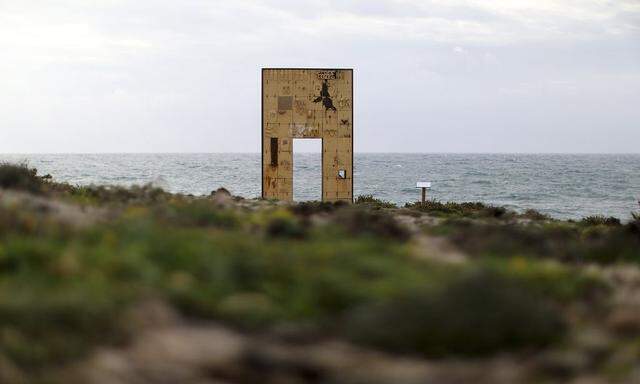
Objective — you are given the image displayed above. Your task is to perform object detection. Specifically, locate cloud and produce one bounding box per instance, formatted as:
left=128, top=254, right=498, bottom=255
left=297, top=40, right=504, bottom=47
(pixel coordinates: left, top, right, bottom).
left=0, top=0, right=638, bottom=153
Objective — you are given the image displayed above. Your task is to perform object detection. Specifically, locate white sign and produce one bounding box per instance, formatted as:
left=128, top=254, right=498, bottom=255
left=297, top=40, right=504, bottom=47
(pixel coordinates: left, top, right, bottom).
left=416, top=182, right=431, bottom=189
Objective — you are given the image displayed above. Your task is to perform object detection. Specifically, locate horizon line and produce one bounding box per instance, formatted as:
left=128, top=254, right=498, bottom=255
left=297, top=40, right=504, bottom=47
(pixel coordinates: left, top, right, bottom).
left=1, top=152, right=640, bottom=156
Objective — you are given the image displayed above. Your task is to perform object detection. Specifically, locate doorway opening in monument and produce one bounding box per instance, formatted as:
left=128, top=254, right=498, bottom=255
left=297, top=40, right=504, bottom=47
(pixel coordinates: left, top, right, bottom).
left=293, top=139, right=322, bottom=202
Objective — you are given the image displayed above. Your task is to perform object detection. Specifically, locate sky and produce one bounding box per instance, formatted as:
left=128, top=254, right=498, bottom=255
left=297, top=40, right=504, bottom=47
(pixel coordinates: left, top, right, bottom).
left=0, top=0, right=639, bottom=153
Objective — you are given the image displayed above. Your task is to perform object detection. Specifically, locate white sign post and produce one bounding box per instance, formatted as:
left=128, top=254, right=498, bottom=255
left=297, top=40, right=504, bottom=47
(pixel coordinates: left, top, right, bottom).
left=416, top=182, right=432, bottom=206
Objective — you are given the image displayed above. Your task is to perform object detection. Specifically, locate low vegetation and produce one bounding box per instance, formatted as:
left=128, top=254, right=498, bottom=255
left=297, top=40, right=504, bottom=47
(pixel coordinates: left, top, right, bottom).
left=354, top=194, right=397, bottom=208
left=345, top=270, right=565, bottom=357
left=405, top=200, right=510, bottom=218
left=0, top=163, right=637, bottom=383
left=580, top=215, right=621, bottom=226
left=430, top=219, right=639, bottom=264
left=629, top=201, right=640, bottom=238
left=0, top=162, right=46, bottom=193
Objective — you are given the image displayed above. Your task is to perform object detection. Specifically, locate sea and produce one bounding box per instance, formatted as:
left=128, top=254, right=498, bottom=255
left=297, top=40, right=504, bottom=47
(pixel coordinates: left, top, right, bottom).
left=1, top=153, right=638, bottom=221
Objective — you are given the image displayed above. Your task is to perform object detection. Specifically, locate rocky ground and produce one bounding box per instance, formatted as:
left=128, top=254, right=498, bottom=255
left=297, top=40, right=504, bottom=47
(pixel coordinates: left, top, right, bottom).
left=0, top=163, right=639, bottom=384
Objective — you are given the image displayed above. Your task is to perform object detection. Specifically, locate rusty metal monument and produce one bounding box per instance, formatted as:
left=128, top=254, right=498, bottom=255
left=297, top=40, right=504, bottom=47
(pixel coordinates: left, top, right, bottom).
left=262, top=68, right=353, bottom=202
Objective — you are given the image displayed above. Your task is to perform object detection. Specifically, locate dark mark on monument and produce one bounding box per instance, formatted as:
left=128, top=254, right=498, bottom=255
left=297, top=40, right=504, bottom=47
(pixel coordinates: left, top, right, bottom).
left=313, top=80, right=337, bottom=111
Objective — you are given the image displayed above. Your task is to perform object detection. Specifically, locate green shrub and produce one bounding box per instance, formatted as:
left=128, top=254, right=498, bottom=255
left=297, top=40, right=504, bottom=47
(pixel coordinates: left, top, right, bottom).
left=405, top=200, right=510, bottom=218
left=629, top=201, right=640, bottom=238
left=489, top=257, right=608, bottom=303
left=433, top=220, right=640, bottom=265
left=217, top=292, right=280, bottom=328
left=265, top=210, right=306, bottom=238
left=344, top=270, right=565, bottom=357
left=580, top=215, right=621, bottom=226
left=155, top=200, right=239, bottom=228
left=68, top=184, right=168, bottom=205
left=0, top=283, right=130, bottom=368
left=354, top=195, right=396, bottom=209
left=0, top=163, right=44, bottom=193
left=520, top=209, right=551, bottom=221
left=290, top=200, right=347, bottom=216
left=334, top=207, right=410, bottom=240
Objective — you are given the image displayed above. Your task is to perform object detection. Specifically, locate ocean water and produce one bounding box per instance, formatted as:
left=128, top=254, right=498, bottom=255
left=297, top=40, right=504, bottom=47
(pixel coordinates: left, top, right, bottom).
left=1, top=153, right=638, bottom=220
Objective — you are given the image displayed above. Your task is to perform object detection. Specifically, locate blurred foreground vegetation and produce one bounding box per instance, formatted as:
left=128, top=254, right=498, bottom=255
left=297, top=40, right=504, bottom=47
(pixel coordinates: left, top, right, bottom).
left=0, top=163, right=639, bottom=383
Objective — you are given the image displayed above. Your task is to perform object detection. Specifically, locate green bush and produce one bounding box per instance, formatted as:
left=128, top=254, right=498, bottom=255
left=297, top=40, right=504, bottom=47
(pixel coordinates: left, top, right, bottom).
left=432, top=220, right=640, bottom=264
left=290, top=200, right=347, bottom=216
left=354, top=195, right=396, bottom=209
left=68, top=184, right=168, bottom=205
left=154, top=200, right=239, bottom=228
left=488, top=257, right=607, bottom=303
left=629, top=201, right=640, bottom=238
left=344, top=270, right=565, bottom=357
left=0, top=163, right=44, bottom=193
left=334, top=207, right=410, bottom=240
left=521, top=209, right=551, bottom=221
left=0, top=283, right=130, bottom=368
left=580, top=215, right=621, bottom=226
left=265, top=210, right=306, bottom=238
left=405, top=200, right=509, bottom=218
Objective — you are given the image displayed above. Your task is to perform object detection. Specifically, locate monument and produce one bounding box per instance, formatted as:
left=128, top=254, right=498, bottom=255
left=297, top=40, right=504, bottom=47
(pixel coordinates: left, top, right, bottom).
left=262, top=68, right=353, bottom=202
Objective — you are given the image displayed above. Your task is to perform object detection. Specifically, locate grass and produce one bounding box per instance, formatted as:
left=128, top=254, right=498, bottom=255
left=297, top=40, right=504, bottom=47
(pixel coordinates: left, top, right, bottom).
left=0, top=163, right=630, bottom=380
left=0, top=204, right=435, bottom=369
left=428, top=219, right=640, bottom=264
left=344, top=269, right=566, bottom=357
left=0, top=194, right=604, bottom=373
left=405, top=200, right=510, bottom=218
left=404, top=200, right=556, bottom=222
left=1, top=222, right=591, bottom=369
left=68, top=184, right=170, bottom=205
left=354, top=194, right=396, bottom=209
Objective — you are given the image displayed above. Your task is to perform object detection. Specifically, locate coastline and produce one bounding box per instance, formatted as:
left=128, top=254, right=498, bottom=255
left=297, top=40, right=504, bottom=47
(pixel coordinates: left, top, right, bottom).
left=1, top=153, right=638, bottom=220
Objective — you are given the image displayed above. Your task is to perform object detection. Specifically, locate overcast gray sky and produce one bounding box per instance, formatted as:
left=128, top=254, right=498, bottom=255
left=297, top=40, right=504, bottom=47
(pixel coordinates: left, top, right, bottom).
left=1, top=0, right=639, bottom=153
